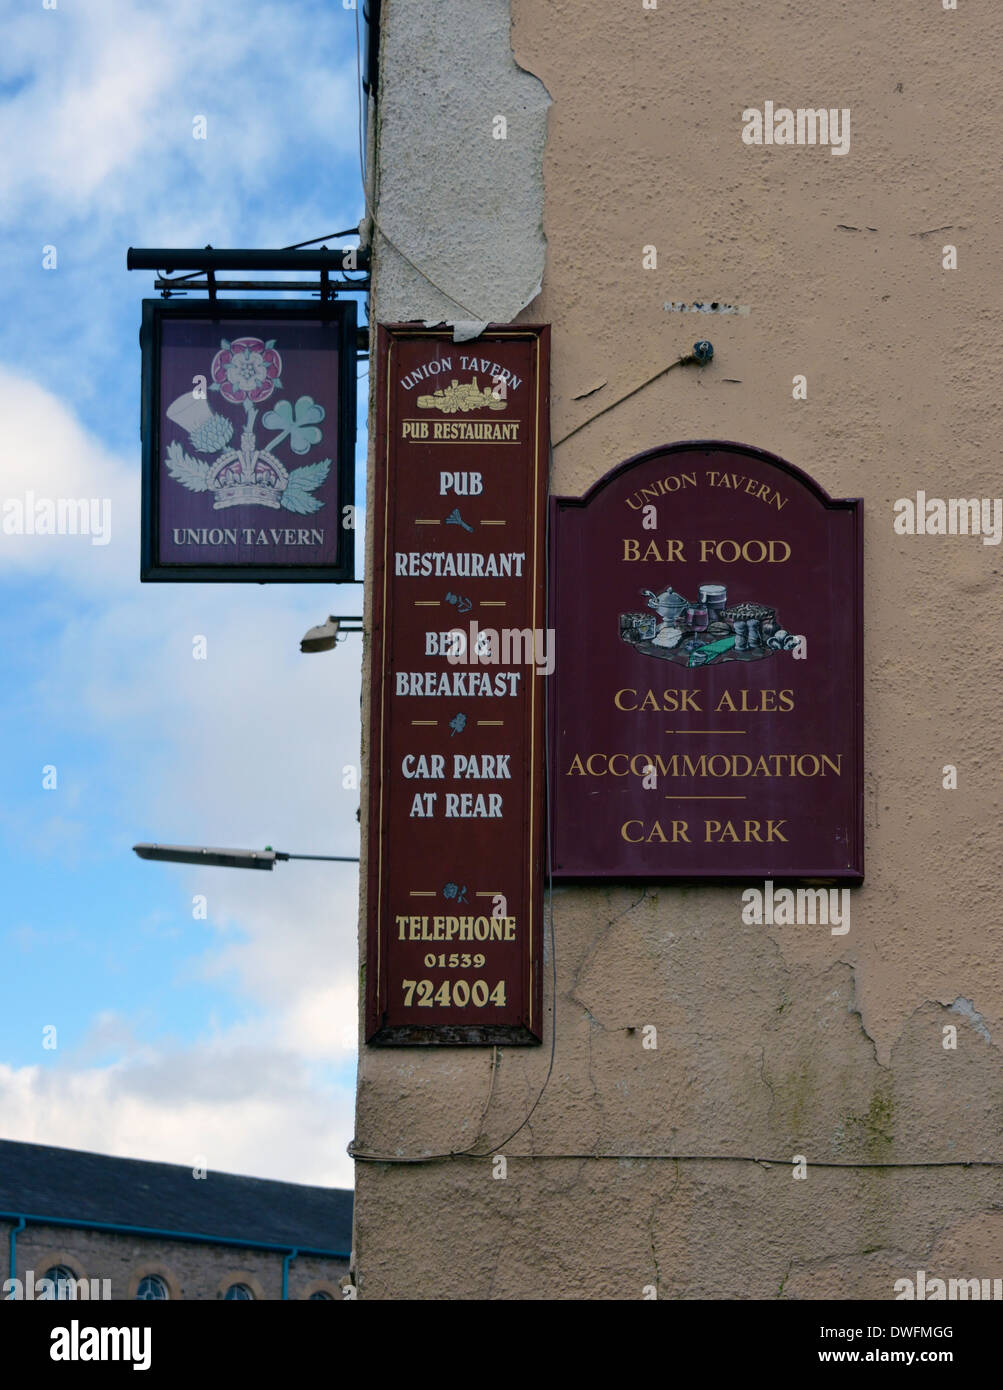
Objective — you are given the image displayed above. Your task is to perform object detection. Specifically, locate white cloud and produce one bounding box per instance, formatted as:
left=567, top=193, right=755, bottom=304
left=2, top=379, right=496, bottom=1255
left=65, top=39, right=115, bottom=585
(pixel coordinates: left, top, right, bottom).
left=0, top=1050, right=355, bottom=1188
left=0, top=367, right=363, bottom=1184
left=0, top=0, right=369, bottom=1191
left=0, top=0, right=361, bottom=224
left=0, top=365, right=137, bottom=585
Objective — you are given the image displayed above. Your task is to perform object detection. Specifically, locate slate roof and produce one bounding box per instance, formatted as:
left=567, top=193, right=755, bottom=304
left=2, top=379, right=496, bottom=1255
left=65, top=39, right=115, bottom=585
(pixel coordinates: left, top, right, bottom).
left=0, top=1139, right=352, bottom=1253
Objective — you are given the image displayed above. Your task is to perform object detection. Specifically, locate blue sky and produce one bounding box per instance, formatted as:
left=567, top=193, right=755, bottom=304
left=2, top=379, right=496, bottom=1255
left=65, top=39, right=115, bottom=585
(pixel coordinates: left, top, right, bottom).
left=0, top=0, right=367, bottom=1187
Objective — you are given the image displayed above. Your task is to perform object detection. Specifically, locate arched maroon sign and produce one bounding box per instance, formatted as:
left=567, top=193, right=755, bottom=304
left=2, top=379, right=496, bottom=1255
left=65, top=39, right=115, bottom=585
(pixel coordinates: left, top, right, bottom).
left=549, top=441, right=863, bottom=881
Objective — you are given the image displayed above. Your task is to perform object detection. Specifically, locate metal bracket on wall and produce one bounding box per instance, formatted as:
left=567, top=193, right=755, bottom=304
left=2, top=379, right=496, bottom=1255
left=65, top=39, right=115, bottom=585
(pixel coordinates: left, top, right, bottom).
left=126, top=246, right=371, bottom=301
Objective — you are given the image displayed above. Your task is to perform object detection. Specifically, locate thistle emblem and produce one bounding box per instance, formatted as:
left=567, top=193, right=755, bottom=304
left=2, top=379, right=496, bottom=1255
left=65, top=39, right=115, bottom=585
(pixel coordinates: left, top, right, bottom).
left=164, top=336, right=331, bottom=514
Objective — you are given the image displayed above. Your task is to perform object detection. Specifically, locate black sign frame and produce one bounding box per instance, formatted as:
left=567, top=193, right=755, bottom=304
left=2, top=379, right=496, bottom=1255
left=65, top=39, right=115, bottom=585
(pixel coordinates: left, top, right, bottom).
left=140, top=298, right=357, bottom=583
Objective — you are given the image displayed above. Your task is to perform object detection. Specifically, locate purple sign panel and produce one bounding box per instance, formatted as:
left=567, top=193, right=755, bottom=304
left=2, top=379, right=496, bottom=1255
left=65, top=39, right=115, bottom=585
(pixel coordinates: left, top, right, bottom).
left=140, top=300, right=356, bottom=581
left=549, top=441, right=863, bottom=881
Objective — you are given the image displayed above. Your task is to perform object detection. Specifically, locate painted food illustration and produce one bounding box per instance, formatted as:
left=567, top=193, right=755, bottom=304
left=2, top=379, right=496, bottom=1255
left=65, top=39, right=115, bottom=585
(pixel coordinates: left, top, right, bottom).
left=619, top=583, right=803, bottom=667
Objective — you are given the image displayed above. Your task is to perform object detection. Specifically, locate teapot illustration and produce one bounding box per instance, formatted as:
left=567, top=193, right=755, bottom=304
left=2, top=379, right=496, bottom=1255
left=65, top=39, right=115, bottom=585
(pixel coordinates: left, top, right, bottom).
left=640, top=586, right=689, bottom=624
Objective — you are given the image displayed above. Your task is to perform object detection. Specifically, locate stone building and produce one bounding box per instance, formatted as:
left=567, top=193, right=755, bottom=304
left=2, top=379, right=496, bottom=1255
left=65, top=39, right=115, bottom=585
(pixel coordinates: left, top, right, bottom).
left=353, top=1, right=1003, bottom=1297
left=1, top=1140, right=350, bottom=1300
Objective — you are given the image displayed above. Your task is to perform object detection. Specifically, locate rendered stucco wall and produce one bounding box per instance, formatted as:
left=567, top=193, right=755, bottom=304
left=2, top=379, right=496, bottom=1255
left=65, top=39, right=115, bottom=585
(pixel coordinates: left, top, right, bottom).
left=355, top=0, right=1003, bottom=1299
left=370, top=0, right=550, bottom=337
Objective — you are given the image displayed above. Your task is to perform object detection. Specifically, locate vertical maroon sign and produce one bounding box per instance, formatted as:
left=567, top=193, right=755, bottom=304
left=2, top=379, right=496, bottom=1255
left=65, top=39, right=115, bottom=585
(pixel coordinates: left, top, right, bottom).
left=367, top=326, right=549, bottom=1044
left=549, top=441, right=863, bottom=881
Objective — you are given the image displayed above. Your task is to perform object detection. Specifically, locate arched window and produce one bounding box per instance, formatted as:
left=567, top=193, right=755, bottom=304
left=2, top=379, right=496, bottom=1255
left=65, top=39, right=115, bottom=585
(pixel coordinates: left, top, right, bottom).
left=309, top=1290, right=335, bottom=1300
left=216, top=1271, right=263, bottom=1301
left=42, top=1265, right=77, bottom=1300
left=135, top=1274, right=169, bottom=1301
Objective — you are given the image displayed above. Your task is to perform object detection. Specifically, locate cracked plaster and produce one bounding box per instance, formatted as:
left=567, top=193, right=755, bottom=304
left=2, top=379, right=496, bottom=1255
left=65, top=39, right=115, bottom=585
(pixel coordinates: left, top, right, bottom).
left=355, top=0, right=1003, bottom=1298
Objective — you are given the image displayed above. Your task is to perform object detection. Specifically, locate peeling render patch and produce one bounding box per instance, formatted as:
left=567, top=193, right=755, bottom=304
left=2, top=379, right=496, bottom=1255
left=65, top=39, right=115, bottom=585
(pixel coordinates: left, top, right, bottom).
left=949, top=997, right=992, bottom=1044
left=664, top=301, right=751, bottom=315
left=572, top=379, right=607, bottom=401
left=373, top=0, right=550, bottom=339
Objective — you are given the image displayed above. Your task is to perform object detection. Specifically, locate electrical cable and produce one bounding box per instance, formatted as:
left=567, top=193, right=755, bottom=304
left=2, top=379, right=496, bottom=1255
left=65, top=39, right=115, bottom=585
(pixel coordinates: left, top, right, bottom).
left=349, top=1152, right=1003, bottom=1169
left=153, top=227, right=368, bottom=293
left=552, top=345, right=711, bottom=450
left=352, top=0, right=492, bottom=323
left=348, top=360, right=559, bottom=1168
left=348, top=400, right=998, bottom=1174
left=454, top=434, right=561, bottom=1160
left=354, top=1, right=368, bottom=194
left=342, top=11, right=985, bottom=1181
left=146, top=19, right=374, bottom=295
left=282, top=230, right=360, bottom=249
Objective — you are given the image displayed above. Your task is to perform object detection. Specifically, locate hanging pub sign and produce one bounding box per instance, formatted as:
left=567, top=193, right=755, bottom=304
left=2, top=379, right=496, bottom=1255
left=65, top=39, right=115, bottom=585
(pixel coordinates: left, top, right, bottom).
left=140, top=300, right=356, bottom=581
left=366, top=325, right=549, bottom=1044
left=549, top=441, right=863, bottom=881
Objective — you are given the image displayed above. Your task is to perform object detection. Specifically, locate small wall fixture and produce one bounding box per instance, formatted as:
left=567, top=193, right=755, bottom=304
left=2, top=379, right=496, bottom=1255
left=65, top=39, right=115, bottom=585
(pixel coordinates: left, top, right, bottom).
left=300, top=615, right=363, bottom=653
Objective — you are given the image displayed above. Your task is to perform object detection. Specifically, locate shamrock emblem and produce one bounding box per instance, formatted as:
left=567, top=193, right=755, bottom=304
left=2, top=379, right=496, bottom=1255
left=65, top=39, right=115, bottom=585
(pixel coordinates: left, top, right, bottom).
left=262, top=396, right=326, bottom=455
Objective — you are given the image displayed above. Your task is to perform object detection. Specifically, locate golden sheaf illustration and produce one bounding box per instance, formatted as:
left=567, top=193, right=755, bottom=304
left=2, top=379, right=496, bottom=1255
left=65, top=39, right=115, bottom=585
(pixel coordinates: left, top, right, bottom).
left=416, top=376, right=506, bottom=414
